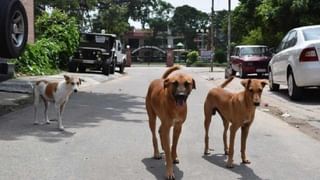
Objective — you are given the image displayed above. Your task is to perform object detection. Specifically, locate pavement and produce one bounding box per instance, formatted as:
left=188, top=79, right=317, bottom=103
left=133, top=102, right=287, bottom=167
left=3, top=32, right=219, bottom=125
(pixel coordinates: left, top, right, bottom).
left=0, top=71, right=124, bottom=116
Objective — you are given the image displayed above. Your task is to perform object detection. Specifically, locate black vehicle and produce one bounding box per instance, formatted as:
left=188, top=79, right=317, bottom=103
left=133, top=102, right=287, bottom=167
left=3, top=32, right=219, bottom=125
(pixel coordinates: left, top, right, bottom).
left=69, top=33, right=117, bottom=75
left=0, top=0, right=28, bottom=58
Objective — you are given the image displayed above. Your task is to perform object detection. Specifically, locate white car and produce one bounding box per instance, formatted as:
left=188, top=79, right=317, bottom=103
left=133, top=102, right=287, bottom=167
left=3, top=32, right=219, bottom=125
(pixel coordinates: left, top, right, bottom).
left=268, top=25, right=320, bottom=100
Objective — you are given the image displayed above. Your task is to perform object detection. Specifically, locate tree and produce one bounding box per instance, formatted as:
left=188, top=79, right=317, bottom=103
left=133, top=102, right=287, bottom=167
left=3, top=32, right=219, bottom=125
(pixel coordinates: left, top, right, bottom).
left=171, top=5, right=210, bottom=50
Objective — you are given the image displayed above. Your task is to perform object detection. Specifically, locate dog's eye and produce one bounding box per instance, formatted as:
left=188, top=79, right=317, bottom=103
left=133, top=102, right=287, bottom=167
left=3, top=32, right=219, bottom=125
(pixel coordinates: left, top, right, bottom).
left=258, top=88, right=262, bottom=92
left=249, top=88, right=253, bottom=92
left=184, top=81, right=190, bottom=87
left=173, top=81, right=178, bottom=87
left=76, top=82, right=80, bottom=85
left=71, top=82, right=75, bottom=85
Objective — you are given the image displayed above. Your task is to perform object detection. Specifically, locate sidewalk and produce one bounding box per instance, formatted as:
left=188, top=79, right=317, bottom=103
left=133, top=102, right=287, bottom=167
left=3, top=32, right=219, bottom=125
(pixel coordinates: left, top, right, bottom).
left=0, top=71, right=124, bottom=116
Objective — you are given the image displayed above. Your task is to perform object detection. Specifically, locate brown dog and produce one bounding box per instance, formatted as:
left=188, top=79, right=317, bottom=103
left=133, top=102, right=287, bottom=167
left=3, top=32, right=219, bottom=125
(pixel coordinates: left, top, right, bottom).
left=204, top=76, right=267, bottom=168
left=146, top=65, right=196, bottom=179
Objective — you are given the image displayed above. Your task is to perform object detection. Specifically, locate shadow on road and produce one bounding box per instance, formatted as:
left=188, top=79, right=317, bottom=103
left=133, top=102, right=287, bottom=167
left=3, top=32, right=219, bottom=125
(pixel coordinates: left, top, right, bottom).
left=142, top=157, right=184, bottom=180
left=202, top=153, right=264, bottom=180
left=0, top=91, right=146, bottom=142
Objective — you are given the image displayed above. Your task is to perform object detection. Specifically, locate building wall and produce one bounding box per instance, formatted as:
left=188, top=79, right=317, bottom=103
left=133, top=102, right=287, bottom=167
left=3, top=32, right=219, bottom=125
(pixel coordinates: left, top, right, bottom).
left=20, top=0, right=34, bottom=43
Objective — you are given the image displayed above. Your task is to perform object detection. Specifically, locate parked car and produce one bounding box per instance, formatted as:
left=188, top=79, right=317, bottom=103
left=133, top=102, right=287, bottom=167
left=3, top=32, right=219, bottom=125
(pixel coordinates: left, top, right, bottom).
left=268, top=25, right=320, bottom=100
left=69, top=32, right=126, bottom=75
left=0, top=0, right=28, bottom=58
left=226, top=45, right=272, bottom=78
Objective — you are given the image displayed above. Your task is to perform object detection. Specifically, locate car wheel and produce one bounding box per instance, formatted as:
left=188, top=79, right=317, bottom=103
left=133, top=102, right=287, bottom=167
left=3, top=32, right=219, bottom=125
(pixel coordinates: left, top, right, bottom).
left=68, top=61, right=78, bottom=72
left=0, top=0, right=28, bottom=58
left=78, top=65, right=86, bottom=73
left=268, top=70, right=279, bottom=91
left=287, top=71, right=302, bottom=100
left=239, top=65, right=246, bottom=78
left=119, top=63, right=125, bottom=74
left=102, top=63, right=110, bottom=76
left=110, top=63, right=115, bottom=74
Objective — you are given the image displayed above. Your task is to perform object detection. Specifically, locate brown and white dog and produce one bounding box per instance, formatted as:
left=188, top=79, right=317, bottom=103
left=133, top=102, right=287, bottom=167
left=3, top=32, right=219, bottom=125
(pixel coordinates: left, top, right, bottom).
left=204, top=76, right=267, bottom=168
left=33, top=75, right=83, bottom=130
left=146, top=65, right=196, bottom=180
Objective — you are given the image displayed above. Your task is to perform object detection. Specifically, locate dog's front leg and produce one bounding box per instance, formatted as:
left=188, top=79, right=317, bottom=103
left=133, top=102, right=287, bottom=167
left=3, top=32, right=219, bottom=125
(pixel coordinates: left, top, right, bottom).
left=227, top=124, right=239, bottom=168
left=55, top=103, right=64, bottom=131
left=160, top=124, right=175, bottom=180
left=44, top=100, right=50, bottom=124
left=241, top=124, right=251, bottom=164
left=172, top=123, right=182, bottom=164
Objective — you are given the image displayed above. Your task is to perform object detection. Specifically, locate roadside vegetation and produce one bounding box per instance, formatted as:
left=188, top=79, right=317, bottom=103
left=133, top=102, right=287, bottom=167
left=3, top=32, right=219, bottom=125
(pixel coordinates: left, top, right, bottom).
left=14, top=0, right=320, bottom=75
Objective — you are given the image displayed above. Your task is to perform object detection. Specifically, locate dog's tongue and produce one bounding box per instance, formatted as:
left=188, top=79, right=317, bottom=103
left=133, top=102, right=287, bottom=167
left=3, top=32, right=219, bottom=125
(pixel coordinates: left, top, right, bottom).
left=176, top=99, right=185, bottom=106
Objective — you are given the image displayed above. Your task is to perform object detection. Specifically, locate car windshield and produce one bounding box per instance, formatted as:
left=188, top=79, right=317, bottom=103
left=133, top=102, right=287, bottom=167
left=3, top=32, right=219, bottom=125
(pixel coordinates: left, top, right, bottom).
left=79, top=34, right=114, bottom=49
left=240, top=47, right=268, bottom=56
left=303, top=27, right=320, bottom=41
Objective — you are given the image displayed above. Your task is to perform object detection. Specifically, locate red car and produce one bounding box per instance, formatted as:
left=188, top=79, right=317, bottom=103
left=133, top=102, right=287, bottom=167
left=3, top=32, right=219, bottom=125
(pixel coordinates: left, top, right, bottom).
left=227, top=45, right=272, bottom=78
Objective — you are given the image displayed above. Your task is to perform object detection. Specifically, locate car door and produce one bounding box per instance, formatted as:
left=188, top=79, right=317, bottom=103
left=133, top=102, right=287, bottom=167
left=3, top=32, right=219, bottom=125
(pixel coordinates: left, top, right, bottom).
left=230, top=47, right=240, bottom=72
left=272, top=32, right=291, bottom=84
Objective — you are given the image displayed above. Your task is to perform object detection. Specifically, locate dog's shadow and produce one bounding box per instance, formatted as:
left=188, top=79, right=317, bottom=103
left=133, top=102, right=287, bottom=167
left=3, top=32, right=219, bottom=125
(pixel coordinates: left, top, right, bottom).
left=142, top=155, right=184, bottom=180
left=202, top=153, right=264, bottom=180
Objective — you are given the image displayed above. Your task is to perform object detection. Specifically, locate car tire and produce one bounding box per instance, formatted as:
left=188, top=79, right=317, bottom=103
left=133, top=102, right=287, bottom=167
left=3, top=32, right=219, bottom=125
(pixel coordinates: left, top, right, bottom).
left=268, top=69, right=279, bottom=91
left=78, top=65, right=86, bottom=73
left=239, top=65, right=246, bottom=78
left=0, top=0, right=28, bottom=58
left=68, top=61, right=78, bottom=72
left=119, top=63, right=125, bottom=73
left=287, top=71, right=302, bottom=100
left=110, top=63, right=115, bottom=74
left=102, top=63, right=110, bottom=76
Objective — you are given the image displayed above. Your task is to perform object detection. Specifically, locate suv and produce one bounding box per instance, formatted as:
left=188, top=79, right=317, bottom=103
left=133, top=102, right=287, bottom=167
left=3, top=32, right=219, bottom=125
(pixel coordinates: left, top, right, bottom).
left=226, top=45, right=272, bottom=78
left=69, top=32, right=126, bottom=75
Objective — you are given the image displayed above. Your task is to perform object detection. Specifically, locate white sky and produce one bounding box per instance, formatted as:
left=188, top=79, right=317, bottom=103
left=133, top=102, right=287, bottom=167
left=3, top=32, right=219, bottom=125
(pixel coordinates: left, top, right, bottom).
left=129, top=0, right=240, bottom=28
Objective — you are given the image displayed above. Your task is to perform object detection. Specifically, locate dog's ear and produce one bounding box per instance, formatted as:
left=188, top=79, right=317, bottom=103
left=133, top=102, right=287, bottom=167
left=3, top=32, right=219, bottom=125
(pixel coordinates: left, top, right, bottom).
left=64, top=75, right=70, bottom=81
left=164, top=78, right=170, bottom=88
left=192, top=78, right=196, bottom=89
left=241, top=79, right=251, bottom=89
left=79, top=78, right=85, bottom=85
left=261, top=80, right=268, bottom=88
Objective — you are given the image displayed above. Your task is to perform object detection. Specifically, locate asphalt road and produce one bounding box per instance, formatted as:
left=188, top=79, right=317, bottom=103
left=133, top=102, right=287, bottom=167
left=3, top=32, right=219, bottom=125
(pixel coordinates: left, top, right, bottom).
left=0, top=66, right=320, bottom=180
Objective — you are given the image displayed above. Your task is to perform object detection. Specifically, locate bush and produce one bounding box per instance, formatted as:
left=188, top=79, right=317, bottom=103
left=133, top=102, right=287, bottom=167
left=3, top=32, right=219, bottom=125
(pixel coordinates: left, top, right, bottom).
left=15, top=38, right=61, bottom=75
left=214, top=49, right=226, bottom=64
left=15, top=9, right=80, bottom=75
left=186, top=51, right=199, bottom=65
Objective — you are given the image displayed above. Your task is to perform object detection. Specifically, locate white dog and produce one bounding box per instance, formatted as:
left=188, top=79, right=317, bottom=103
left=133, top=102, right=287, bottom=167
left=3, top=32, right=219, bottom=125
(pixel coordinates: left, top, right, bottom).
left=33, top=75, right=83, bottom=130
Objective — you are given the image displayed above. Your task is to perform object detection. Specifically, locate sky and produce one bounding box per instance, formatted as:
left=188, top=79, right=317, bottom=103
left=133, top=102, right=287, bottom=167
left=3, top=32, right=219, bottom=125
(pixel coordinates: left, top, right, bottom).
left=129, top=0, right=240, bottom=28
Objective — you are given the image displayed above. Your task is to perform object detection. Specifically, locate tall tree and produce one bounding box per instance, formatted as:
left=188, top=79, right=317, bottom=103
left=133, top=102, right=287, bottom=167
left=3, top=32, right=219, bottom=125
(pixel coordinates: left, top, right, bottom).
left=171, top=5, right=210, bottom=50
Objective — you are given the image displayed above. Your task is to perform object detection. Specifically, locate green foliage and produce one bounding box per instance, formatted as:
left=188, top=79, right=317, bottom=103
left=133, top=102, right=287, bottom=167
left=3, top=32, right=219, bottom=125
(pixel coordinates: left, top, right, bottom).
left=36, top=9, right=79, bottom=62
left=241, top=27, right=264, bottom=45
left=214, top=49, right=226, bottom=64
left=15, top=10, right=79, bottom=75
left=15, top=39, right=61, bottom=75
left=186, top=51, right=199, bottom=65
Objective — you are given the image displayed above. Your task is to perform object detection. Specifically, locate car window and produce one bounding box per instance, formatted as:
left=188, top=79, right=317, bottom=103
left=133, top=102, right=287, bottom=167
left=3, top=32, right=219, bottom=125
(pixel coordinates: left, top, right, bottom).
left=303, top=27, right=320, bottom=41
left=284, top=31, right=297, bottom=49
left=277, top=32, right=290, bottom=52
left=239, top=47, right=267, bottom=56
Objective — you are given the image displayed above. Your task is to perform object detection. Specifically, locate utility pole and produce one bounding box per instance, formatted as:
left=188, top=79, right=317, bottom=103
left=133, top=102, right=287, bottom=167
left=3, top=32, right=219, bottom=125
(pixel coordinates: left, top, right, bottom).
left=210, top=0, right=214, bottom=72
left=227, top=0, right=231, bottom=62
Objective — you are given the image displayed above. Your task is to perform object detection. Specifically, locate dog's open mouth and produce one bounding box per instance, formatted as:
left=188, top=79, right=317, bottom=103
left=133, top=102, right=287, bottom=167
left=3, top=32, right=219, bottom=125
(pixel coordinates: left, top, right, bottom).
left=175, top=94, right=187, bottom=107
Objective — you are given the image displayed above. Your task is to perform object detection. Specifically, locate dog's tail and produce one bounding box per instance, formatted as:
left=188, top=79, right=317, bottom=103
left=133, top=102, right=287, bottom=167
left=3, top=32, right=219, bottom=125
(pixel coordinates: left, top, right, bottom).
left=162, top=65, right=181, bottom=79
left=220, top=76, right=234, bottom=88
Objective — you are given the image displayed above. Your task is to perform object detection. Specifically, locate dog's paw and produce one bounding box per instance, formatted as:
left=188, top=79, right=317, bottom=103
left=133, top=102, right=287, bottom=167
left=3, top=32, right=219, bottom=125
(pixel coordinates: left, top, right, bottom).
left=226, top=160, right=234, bottom=168
left=166, top=174, right=175, bottom=180
left=153, top=154, right=162, bottom=160
left=58, top=126, right=65, bottom=131
left=242, top=159, right=251, bottom=164
left=204, top=151, right=211, bottom=155
left=45, top=121, right=51, bottom=124
left=33, top=122, right=40, bottom=125
left=173, top=159, right=179, bottom=164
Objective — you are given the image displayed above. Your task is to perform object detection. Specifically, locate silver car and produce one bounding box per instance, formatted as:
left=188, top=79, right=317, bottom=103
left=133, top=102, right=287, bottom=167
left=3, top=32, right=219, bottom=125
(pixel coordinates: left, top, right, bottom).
left=268, top=25, right=320, bottom=100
